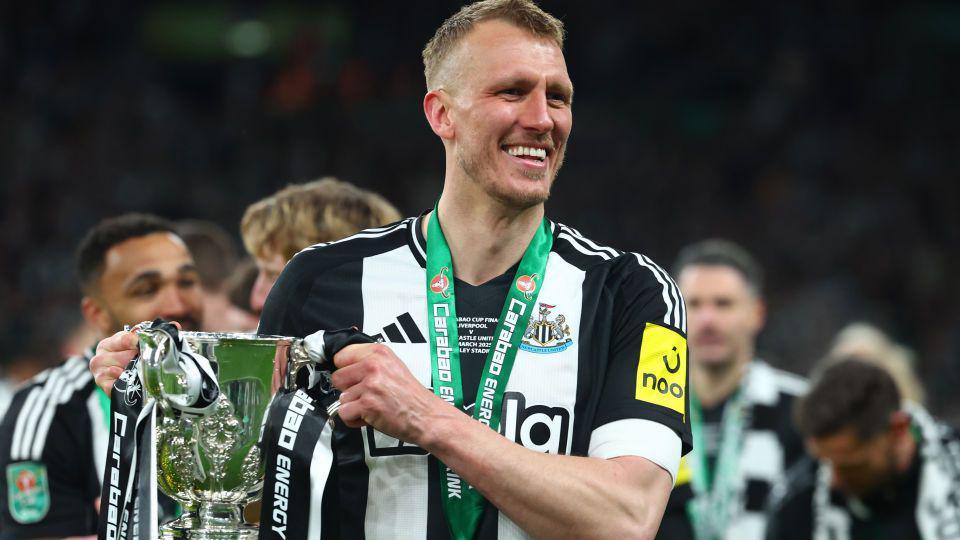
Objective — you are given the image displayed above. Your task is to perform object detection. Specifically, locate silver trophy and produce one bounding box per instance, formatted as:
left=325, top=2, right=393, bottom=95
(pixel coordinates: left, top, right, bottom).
left=133, top=323, right=337, bottom=539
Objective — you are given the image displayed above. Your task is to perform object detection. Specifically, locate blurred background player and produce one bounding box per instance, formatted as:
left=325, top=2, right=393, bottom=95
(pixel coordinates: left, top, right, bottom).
left=0, top=213, right=202, bottom=538
left=766, top=358, right=960, bottom=539
left=239, top=176, right=401, bottom=314
left=660, top=239, right=808, bottom=540
left=177, top=219, right=259, bottom=331
left=827, top=321, right=926, bottom=405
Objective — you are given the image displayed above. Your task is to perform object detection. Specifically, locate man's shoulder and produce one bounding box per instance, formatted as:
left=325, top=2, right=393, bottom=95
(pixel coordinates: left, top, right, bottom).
left=3, top=354, right=95, bottom=410
left=552, top=221, right=686, bottom=333
left=747, top=361, right=809, bottom=404
left=552, top=222, right=674, bottom=283
left=1, top=354, right=96, bottom=457
left=281, top=218, right=418, bottom=280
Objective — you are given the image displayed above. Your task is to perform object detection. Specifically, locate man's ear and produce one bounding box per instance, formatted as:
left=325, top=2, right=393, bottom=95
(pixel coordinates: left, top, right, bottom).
left=423, top=90, right=455, bottom=140
left=751, top=296, right=767, bottom=333
left=81, top=296, right=112, bottom=336
left=889, top=409, right=911, bottom=435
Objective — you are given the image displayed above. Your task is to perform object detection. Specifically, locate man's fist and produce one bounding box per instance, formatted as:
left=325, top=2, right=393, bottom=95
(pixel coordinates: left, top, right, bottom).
left=331, top=343, right=449, bottom=446
left=89, top=331, right=140, bottom=397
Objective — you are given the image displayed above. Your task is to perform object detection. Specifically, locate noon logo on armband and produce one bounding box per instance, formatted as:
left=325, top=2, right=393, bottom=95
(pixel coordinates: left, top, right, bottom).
left=635, top=322, right=687, bottom=417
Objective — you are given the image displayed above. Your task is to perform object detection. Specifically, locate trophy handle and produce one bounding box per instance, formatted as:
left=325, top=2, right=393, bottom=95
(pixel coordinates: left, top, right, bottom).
left=277, top=335, right=342, bottom=423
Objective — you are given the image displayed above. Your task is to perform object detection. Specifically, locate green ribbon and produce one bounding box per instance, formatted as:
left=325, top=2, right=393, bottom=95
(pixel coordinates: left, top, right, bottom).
left=687, top=388, right=747, bottom=540
left=97, top=386, right=111, bottom=430
left=425, top=204, right=552, bottom=540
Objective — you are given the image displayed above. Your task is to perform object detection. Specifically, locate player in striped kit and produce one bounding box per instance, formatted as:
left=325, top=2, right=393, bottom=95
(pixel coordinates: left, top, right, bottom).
left=91, top=1, right=693, bottom=538
left=658, top=239, right=808, bottom=540
left=0, top=213, right=202, bottom=538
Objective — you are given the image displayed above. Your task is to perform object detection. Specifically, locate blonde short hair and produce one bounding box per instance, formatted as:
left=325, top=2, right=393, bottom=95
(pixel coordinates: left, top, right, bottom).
left=422, top=0, right=565, bottom=90
left=241, top=178, right=402, bottom=262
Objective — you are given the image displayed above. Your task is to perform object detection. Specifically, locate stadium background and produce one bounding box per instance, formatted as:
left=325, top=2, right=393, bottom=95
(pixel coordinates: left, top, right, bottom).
left=0, top=2, right=957, bottom=421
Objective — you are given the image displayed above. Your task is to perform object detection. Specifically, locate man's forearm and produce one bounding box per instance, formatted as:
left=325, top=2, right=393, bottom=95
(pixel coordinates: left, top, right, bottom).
left=419, top=408, right=673, bottom=539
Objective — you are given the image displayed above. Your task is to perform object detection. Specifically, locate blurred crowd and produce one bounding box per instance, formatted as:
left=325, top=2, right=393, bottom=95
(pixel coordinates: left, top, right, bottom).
left=0, top=1, right=958, bottom=538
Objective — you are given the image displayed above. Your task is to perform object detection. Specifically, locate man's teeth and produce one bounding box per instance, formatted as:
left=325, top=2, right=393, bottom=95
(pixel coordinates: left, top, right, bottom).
left=506, top=146, right=547, bottom=160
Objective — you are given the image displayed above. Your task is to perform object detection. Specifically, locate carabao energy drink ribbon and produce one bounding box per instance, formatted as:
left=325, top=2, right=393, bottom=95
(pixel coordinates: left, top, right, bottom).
left=426, top=206, right=552, bottom=540
left=98, top=319, right=218, bottom=540
left=258, top=328, right=376, bottom=540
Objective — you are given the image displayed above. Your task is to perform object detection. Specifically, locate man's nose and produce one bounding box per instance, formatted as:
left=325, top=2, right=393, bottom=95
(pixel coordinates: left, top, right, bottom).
left=157, top=284, right=190, bottom=317
left=519, top=91, right=554, bottom=133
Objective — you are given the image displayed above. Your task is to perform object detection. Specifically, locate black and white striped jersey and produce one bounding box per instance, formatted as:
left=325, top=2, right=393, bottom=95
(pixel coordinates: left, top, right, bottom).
left=258, top=215, right=692, bottom=540
left=658, top=361, right=808, bottom=540
left=0, top=350, right=107, bottom=538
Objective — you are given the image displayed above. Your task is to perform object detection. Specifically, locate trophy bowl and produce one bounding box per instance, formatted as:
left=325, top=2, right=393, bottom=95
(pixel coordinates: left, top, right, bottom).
left=136, top=329, right=298, bottom=540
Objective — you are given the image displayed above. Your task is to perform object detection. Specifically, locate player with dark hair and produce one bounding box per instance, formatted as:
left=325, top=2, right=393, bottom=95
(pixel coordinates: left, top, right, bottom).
left=90, top=1, right=690, bottom=538
left=660, top=238, right=807, bottom=539
left=766, top=358, right=960, bottom=539
left=0, top=213, right=201, bottom=538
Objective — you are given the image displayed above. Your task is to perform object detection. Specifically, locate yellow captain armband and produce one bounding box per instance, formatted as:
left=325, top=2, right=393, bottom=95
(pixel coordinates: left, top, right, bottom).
left=635, top=322, right=687, bottom=418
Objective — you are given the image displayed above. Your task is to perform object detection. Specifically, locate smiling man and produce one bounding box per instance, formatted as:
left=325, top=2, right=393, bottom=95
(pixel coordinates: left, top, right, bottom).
left=90, top=2, right=690, bottom=538
left=0, top=213, right=201, bottom=538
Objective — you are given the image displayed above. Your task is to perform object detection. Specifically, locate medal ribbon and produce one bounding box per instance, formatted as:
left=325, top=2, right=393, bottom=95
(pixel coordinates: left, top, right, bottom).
left=425, top=204, right=552, bottom=540
left=687, top=388, right=747, bottom=540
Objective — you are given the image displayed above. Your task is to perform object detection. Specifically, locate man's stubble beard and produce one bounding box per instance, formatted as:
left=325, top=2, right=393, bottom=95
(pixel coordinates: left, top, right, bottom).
left=454, top=137, right=564, bottom=208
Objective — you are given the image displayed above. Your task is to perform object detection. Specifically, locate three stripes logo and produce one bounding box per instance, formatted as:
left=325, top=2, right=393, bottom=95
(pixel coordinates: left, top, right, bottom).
left=370, top=312, right=427, bottom=344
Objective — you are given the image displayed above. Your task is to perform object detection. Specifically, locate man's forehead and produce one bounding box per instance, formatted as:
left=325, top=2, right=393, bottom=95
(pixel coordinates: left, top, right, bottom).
left=452, top=19, right=569, bottom=82
left=679, top=265, right=752, bottom=293
left=810, top=428, right=871, bottom=459
left=102, top=232, right=193, bottom=277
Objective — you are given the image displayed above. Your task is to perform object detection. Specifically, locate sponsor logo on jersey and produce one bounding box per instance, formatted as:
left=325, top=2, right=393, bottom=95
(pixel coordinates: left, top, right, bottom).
left=515, top=274, right=538, bottom=300
left=430, top=267, right=451, bottom=298
left=366, top=392, right=572, bottom=456
left=6, top=462, right=49, bottom=524
left=635, top=322, right=687, bottom=417
left=520, top=303, right=573, bottom=354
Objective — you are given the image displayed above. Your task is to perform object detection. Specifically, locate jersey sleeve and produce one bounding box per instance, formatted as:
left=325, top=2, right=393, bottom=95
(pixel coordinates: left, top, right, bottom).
left=0, top=386, right=99, bottom=538
left=588, top=255, right=692, bottom=482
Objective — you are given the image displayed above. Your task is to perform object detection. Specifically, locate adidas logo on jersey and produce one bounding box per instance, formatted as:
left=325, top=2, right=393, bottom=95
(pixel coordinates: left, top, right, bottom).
left=370, top=312, right=426, bottom=344
left=365, top=391, right=571, bottom=457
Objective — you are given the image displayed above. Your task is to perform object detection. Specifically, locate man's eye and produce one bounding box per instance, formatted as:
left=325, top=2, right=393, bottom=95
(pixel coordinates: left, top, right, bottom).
left=500, top=88, right=523, bottom=97
left=132, top=284, right=158, bottom=297
left=548, top=93, right=569, bottom=104
left=178, top=277, right=198, bottom=288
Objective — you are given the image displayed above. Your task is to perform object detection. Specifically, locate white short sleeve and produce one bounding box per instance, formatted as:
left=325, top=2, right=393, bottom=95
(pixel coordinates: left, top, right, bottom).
left=588, top=419, right=682, bottom=484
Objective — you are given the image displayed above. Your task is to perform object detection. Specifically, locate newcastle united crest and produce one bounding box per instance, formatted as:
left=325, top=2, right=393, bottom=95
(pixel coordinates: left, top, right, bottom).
left=520, top=303, right=573, bottom=354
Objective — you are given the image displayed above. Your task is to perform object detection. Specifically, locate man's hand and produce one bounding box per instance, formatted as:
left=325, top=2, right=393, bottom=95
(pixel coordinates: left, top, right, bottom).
left=331, top=343, right=450, bottom=445
left=89, top=331, right=140, bottom=397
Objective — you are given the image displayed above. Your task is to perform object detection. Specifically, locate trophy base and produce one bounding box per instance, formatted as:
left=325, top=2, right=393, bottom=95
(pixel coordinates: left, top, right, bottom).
left=161, top=523, right=258, bottom=540
left=160, top=505, right=258, bottom=540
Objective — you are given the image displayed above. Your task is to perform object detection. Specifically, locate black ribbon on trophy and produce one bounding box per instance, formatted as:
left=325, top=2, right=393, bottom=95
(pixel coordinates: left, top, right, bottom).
left=96, top=319, right=375, bottom=539
left=258, top=328, right=377, bottom=540
left=97, top=319, right=219, bottom=540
